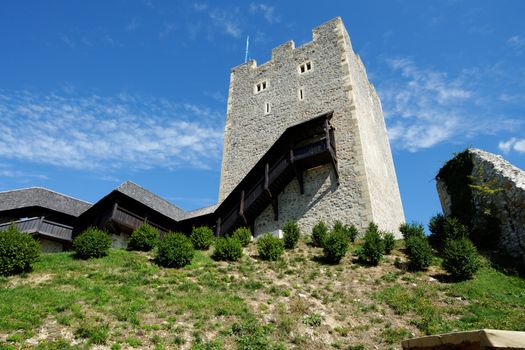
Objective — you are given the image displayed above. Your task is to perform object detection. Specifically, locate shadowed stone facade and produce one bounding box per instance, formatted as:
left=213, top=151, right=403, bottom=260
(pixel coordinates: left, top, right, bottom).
left=437, top=148, right=525, bottom=268
left=219, top=17, right=404, bottom=236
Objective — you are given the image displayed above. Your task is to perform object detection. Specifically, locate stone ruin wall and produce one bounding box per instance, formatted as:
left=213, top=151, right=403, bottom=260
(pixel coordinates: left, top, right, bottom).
left=437, top=148, right=525, bottom=267
left=219, top=17, right=404, bottom=236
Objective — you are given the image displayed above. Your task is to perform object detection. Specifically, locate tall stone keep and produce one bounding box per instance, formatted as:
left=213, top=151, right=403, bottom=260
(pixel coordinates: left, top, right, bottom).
left=218, top=17, right=404, bottom=236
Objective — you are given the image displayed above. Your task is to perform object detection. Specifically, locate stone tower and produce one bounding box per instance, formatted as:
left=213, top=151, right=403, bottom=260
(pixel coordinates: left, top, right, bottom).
left=218, top=17, right=404, bottom=236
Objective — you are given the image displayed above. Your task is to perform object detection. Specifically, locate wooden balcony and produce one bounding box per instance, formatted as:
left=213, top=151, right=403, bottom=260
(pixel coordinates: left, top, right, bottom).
left=215, top=111, right=338, bottom=236
left=98, top=203, right=170, bottom=236
left=0, top=217, right=73, bottom=242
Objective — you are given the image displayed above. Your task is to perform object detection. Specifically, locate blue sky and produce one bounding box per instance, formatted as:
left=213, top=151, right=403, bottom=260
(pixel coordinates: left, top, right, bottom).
left=1, top=1, right=524, bottom=228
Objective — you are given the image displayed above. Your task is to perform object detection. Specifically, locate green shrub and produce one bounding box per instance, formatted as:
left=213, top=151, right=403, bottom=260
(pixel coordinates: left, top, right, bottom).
left=428, top=213, right=446, bottom=250
left=347, top=224, right=359, bottom=243
left=405, top=235, right=433, bottom=271
left=356, top=222, right=384, bottom=266
left=429, top=216, right=469, bottom=254
left=156, top=232, right=194, bottom=268
left=442, top=238, right=480, bottom=280
left=213, top=237, right=243, bottom=261
left=257, top=234, right=284, bottom=261
left=128, top=223, right=159, bottom=251
left=190, top=226, right=215, bottom=250
left=311, top=220, right=328, bottom=247
left=323, top=229, right=349, bottom=264
left=382, top=231, right=396, bottom=255
left=332, top=221, right=359, bottom=243
left=0, top=225, right=40, bottom=276
left=399, top=222, right=425, bottom=240
left=443, top=217, right=469, bottom=241
left=282, top=220, right=300, bottom=249
left=232, top=227, right=252, bottom=247
left=73, top=227, right=112, bottom=259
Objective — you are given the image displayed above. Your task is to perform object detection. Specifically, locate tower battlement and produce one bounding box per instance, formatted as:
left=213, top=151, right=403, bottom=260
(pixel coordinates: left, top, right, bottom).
left=219, top=17, right=404, bottom=236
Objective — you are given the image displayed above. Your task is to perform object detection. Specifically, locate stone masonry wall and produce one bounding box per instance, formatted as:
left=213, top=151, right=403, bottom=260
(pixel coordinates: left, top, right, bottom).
left=219, top=18, right=404, bottom=236
left=437, top=148, right=525, bottom=267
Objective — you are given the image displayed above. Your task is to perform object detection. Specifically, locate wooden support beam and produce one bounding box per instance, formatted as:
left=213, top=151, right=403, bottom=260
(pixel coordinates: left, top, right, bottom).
left=112, top=202, right=118, bottom=217
left=325, top=117, right=331, bottom=149
left=215, top=217, right=221, bottom=237
left=297, top=170, right=304, bottom=194
left=264, top=162, right=272, bottom=199
left=239, top=190, right=245, bottom=216
left=289, top=146, right=304, bottom=194
left=239, top=190, right=248, bottom=225
left=271, top=198, right=278, bottom=221
left=37, top=216, right=45, bottom=233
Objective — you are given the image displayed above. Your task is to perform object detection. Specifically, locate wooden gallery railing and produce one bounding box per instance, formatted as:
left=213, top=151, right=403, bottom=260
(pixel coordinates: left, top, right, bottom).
left=215, top=113, right=338, bottom=236
left=99, top=203, right=169, bottom=236
left=0, top=217, right=73, bottom=242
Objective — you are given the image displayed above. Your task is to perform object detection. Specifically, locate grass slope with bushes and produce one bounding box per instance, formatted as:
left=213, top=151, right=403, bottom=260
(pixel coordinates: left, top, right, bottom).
left=1, top=233, right=524, bottom=349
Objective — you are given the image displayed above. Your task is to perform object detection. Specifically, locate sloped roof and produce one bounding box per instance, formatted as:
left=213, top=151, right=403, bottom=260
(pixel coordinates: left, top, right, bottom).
left=180, top=204, right=218, bottom=220
left=114, top=181, right=185, bottom=221
left=0, top=187, right=92, bottom=217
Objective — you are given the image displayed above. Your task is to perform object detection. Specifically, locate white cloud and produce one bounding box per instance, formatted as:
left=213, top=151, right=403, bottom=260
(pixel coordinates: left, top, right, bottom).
left=507, top=35, right=524, bottom=50
left=249, top=3, right=279, bottom=24
left=499, top=138, right=525, bottom=154
left=208, top=9, right=241, bottom=38
left=0, top=90, right=224, bottom=171
left=378, top=58, right=520, bottom=152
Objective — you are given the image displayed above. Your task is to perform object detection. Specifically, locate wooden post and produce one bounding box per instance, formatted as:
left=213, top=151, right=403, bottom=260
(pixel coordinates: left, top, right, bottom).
left=239, top=190, right=247, bottom=226
left=265, top=162, right=272, bottom=199
left=215, top=217, right=221, bottom=237
left=271, top=198, right=278, bottom=221
left=37, top=216, right=45, bottom=234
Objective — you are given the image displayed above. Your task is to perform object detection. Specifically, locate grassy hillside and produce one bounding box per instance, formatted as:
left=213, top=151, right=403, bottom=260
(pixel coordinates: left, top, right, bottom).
left=1, top=240, right=524, bottom=349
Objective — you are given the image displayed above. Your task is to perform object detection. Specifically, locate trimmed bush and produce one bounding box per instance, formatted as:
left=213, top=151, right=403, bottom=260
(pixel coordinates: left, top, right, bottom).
left=156, top=232, right=194, bottom=268
left=428, top=213, right=446, bottom=250
left=443, top=217, right=469, bottom=241
left=333, top=221, right=358, bottom=243
left=382, top=231, right=396, bottom=255
left=213, top=237, right=243, bottom=261
left=429, top=216, right=469, bottom=254
left=128, top=223, right=159, bottom=251
left=190, top=226, right=215, bottom=250
left=257, top=234, right=284, bottom=261
left=0, top=225, right=40, bottom=276
left=232, top=227, right=252, bottom=247
left=442, top=238, right=480, bottom=280
left=399, top=222, right=425, bottom=240
left=311, top=221, right=328, bottom=247
left=347, top=224, right=359, bottom=243
left=356, top=223, right=384, bottom=266
left=405, top=235, right=433, bottom=271
left=73, top=228, right=112, bottom=259
left=323, top=229, right=349, bottom=264
left=283, top=220, right=300, bottom=249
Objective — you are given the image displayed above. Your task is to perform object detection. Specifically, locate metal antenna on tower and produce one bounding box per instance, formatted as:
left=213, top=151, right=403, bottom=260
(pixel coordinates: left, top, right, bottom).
left=244, top=35, right=250, bottom=63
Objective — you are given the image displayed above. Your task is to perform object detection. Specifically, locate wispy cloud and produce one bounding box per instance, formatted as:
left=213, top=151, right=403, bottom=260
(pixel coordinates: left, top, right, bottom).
left=159, top=22, right=177, bottom=39
left=378, top=58, right=520, bottom=151
left=125, top=18, right=140, bottom=32
left=249, top=3, right=279, bottom=24
left=208, top=9, right=241, bottom=38
left=498, top=138, right=525, bottom=154
left=0, top=90, right=224, bottom=171
left=190, top=4, right=242, bottom=39
left=507, top=35, right=524, bottom=53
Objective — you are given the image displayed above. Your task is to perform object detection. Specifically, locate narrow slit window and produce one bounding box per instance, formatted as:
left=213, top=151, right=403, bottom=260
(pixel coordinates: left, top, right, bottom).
left=299, top=88, right=304, bottom=100
left=299, top=61, right=312, bottom=74
left=265, top=102, right=271, bottom=114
